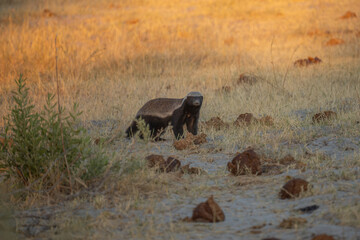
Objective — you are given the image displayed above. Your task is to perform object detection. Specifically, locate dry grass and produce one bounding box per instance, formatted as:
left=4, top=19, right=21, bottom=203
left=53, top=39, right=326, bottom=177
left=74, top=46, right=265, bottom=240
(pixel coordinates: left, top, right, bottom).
left=1, top=0, right=360, bottom=239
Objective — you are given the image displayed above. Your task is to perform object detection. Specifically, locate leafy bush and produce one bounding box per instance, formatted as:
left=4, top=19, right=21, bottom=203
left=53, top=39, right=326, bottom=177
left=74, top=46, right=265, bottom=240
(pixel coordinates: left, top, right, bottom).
left=0, top=75, right=108, bottom=192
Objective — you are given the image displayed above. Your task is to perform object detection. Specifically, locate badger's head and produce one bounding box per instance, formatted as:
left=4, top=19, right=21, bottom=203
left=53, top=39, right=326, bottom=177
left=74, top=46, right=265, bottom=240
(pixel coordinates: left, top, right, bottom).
left=182, top=91, right=203, bottom=112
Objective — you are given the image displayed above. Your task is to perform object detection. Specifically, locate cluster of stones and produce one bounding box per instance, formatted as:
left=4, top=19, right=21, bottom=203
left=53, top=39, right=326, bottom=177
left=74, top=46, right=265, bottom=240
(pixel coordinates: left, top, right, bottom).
left=294, top=56, right=322, bottom=67
left=173, top=133, right=207, bottom=150
left=145, top=154, right=204, bottom=175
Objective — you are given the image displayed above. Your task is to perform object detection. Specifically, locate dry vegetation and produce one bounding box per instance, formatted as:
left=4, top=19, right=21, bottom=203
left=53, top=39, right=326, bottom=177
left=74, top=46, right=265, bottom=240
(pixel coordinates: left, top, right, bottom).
left=0, top=0, right=360, bottom=239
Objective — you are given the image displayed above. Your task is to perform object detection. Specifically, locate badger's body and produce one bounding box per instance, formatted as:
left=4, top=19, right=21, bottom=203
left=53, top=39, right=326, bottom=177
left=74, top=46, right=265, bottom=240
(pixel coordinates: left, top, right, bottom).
left=126, top=92, right=203, bottom=140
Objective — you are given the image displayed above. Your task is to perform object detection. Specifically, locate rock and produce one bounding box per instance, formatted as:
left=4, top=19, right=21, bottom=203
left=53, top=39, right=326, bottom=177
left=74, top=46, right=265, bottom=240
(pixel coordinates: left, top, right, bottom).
left=173, top=133, right=207, bottom=150
left=222, top=86, right=232, bottom=93
left=164, top=157, right=181, bottom=172
left=312, top=234, right=335, bottom=240
left=94, top=138, right=101, bottom=145
left=307, top=29, right=331, bottom=37
left=296, top=204, right=319, bottom=214
left=312, top=111, right=337, bottom=123
left=279, top=155, right=306, bottom=171
left=279, top=178, right=309, bottom=199
left=259, top=116, right=274, bottom=126
left=227, top=149, right=261, bottom=175
left=234, top=113, right=257, bottom=126
left=326, top=38, right=344, bottom=46
left=294, top=57, right=322, bottom=67
left=191, top=196, right=225, bottom=222
left=42, top=9, right=57, bottom=18
left=237, top=73, right=258, bottom=85
left=279, top=155, right=296, bottom=165
left=261, top=163, right=283, bottom=175
left=145, top=155, right=181, bottom=172
left=234, top=113, right=274, bottom=127
left=262, top=238, right=281, bottom=240
left=279, top=217, right=307, bottom=229
left=203, top=117, right=229, bottom=130
left=146, top=154, right=166, bottom=169
left=340, top=11, right=357, bottom=19
left=173, top=139, right=192, bottom=150
left=126, top=19, right=140, bottom=24
left=193, top=133, right=207, bottom=145
left=181, top=164, right=205, bottom=175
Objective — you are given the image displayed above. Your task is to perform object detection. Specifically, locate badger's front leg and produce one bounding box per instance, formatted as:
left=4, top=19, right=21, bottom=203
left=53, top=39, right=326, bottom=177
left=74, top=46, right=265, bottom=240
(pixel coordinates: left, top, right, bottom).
left=186, top=111, right=199, bottom=135
left=171, top=110, right=185, bottom=139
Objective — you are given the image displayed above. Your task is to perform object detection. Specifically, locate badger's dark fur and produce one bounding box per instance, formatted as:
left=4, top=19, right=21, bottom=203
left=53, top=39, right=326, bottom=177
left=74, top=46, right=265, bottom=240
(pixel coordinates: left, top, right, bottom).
left=126, top=92, right=203, bottom=140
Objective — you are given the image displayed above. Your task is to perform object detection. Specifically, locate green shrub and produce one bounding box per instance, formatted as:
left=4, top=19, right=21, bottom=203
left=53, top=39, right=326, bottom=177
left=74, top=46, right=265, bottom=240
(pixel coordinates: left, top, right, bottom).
left=0, top=75, right=108, bottom=191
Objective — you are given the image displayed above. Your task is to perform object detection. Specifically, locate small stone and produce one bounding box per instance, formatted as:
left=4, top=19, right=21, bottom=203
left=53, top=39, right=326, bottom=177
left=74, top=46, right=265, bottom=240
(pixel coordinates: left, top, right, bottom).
left=234, top=113, right=257, bottom=126
left=312, top=111, right=337, bottom=123
left=279, top=155, right=296, bottom=165
left=94, top=138, right=101, bottom=145
left=340, top=11, right=357, bottom=19
left=193, top=133, right=207, bottom=145
left=297, top=204, right=319, bottom=214
left=181, top=164, right=205, bottom=175
left=259, top=115, right=274, bottom=126
left=203, top=117, right=229, bottom=130
left=237, top=73, right=258, bottom=85
left=191, top=196, right=225, bottom=222
left=42, top=9, right=57, bottom=18
left=227, top=149, right=261, bottom=175
left=173, top=133, right=207, bottom=150
left=294, top=56, right=322, bottom=67
left=279, top=178, right=309, bottom=199
left=145, top=155, right=181, bottom=173
left=222, top=86, right=232, bottom=93
left=145, top=154, right=166, bottom=169
left=312, top=234, right=335, bottom=240
left=326, top=38, right=344, bottom=46
left=278, top=217, right=307, bottom=229
left=164, top=157, right=181, bottom=172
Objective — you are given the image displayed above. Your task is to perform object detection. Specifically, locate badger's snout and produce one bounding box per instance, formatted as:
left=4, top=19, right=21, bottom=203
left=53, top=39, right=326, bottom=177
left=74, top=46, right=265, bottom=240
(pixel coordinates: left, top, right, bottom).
left=193, top=100, right=201, bottom=106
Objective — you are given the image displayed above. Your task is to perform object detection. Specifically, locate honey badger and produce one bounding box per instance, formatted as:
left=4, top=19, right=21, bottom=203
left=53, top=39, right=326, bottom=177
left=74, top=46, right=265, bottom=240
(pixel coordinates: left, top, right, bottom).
left=126, top=92, right=203, bottom=140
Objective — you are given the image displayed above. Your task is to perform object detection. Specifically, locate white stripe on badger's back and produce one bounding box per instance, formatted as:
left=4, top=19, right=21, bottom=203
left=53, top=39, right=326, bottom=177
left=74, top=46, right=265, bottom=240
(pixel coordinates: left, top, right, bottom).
left=181, top=91, right=203, bottom=104
left=187, top=91, right=202, bottom=97
left=136, top=98, right=183, bottom=119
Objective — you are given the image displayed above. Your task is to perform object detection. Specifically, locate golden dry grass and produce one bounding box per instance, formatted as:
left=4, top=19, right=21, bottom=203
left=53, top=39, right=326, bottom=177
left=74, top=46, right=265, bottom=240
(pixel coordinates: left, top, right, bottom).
left=0, top=0, right=359, bottom=127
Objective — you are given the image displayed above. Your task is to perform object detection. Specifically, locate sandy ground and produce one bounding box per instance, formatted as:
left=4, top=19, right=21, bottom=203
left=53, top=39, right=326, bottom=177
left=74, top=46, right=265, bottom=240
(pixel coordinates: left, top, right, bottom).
left=9, top=106, right=360, bottom=239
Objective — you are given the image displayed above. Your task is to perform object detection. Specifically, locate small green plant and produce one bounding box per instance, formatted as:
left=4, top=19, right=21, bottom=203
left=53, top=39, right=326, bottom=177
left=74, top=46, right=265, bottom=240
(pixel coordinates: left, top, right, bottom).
left=134, top=117, right=152, bottom=143
left=0, top=75, right=108, bottom=193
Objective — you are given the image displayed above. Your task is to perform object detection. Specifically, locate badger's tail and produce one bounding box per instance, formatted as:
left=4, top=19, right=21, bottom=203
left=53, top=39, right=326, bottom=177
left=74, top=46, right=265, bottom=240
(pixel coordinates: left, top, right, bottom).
left=125, top=121, right=138, bottom=138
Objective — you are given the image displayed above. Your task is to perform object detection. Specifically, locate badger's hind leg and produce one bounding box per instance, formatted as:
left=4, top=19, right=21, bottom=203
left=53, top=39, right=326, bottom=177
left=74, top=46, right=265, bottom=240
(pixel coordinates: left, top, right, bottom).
left=126, top=121, right=138, bottom=138
left=152, top=128, right=167, bottom=141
